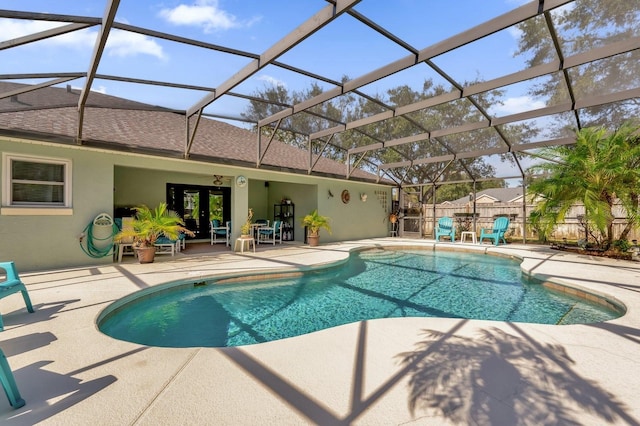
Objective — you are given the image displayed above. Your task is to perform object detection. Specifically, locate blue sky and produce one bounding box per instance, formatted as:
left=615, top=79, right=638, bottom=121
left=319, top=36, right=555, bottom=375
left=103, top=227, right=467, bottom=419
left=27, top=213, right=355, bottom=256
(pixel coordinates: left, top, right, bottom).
left=1, top=0, right=536, bottom=119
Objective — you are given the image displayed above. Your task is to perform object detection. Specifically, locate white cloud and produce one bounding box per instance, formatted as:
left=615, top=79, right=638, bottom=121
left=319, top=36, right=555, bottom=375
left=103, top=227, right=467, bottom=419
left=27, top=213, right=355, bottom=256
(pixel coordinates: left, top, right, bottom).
left=0, top=18, right=95, bottom=47
left=491, top=96, right=546, bottom=115
left=257, top=74, right=286, bottom=88
left=0, top=19, right=165, bottom=59
left=507, top=25, right=523, bottom=41
left=106, top=30, right=166, bottom=60
left=72, top=85, right=107, bottom=94
left=159, top=0, right=258, bottom=32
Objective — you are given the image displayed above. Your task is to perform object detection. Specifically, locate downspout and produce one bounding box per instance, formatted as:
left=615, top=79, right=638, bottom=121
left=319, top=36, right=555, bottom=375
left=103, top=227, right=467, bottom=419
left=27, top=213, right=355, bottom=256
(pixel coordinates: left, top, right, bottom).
left=472, top=181, right=477, bottom=234
left=522, top=181, right=527, bottom=243
left=432, top=185, right=437, bottom=238
left=420, top=184, right=426, bottom=238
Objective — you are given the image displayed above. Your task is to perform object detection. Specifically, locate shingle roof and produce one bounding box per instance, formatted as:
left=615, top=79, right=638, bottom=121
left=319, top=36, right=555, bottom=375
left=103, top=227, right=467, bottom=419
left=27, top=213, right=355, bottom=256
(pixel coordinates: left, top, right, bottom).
left=0, top=82, right=161, bottom=112
left=450, top=187, right=523, bottom=204
left=0, top=82, right=379, bottom=182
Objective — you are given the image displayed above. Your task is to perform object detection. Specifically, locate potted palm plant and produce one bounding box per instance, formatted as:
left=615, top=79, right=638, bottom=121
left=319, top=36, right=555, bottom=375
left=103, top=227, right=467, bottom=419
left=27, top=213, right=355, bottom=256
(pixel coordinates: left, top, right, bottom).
left=114, top=202, right=193, bottom=263
left=301, top=209, right=331, bottom=247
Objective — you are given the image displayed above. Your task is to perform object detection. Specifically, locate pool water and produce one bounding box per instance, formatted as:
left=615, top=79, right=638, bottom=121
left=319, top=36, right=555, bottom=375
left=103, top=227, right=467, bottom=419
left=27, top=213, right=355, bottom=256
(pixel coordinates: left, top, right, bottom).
left=99, top=249, right=621, bottom=347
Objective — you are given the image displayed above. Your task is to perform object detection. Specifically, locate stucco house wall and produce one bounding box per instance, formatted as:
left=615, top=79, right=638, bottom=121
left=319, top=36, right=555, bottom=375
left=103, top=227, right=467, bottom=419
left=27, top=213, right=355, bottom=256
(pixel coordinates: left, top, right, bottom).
left=1, top=136, right=392, bottom=272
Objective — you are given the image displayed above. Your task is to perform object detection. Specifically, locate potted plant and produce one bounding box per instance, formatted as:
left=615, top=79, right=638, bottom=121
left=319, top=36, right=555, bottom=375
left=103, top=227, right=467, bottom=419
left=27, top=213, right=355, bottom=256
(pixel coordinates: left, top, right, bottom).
left=240, top=208, right=254, bottom=238
left=114, top=202, right=193, bottom=263
left=301, top=209, right=331, bottom=247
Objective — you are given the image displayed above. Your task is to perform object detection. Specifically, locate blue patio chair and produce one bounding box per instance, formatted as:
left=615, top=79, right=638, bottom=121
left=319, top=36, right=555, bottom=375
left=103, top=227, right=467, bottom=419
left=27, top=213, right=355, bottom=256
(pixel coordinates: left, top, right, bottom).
left=210, top=219, right=229, bottom=246
left=252, top=219, right=269, bottom=238
left=160, top=228, right=188, bottom=253
left=177, top=232, right=186, bottom=251
left=155, top=235, right=178, bottom=256
left=258, top=220, right=282, bottom=245
left=0, top=348, right=25, bottom=408
left=479, top=217, right=510, bottom=246
left=0, top=262, right=34, bottom=332
left=435, top=217, right=456, bottom=242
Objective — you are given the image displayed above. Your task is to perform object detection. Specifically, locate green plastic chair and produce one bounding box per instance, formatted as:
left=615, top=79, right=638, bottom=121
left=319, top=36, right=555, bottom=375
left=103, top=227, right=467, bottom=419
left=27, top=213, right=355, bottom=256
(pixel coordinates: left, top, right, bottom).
left=435, top=217, right=456, bottom=242
left=0, top=262, right=34, bottom=332
left=479, top=217, right=510, bottom=246
left=0, top=348, right=25, bottom=408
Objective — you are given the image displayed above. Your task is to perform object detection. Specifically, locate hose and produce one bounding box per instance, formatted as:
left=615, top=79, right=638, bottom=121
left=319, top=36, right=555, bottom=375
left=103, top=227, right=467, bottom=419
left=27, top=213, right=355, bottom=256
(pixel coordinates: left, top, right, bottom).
left=79, top=214, right=120, bottom=258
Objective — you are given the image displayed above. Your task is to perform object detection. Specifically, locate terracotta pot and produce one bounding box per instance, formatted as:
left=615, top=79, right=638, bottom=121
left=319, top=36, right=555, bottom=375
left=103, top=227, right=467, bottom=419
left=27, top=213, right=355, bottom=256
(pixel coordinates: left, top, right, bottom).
left=136, top=246, right=156, bottom=263
left=307, top=234, right=320, bottom=247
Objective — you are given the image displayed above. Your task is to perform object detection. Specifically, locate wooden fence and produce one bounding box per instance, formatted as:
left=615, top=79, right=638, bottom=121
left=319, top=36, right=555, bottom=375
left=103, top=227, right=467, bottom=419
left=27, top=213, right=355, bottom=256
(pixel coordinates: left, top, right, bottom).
left=397, top=202, right=640, bottom=243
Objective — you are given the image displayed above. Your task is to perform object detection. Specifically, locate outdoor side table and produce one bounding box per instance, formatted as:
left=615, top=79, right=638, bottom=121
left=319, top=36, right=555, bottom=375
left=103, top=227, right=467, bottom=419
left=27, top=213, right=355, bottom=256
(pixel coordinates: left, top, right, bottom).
left=234, top=237, right=255, bottom=253
left=460, top=231, right=477, bottom=244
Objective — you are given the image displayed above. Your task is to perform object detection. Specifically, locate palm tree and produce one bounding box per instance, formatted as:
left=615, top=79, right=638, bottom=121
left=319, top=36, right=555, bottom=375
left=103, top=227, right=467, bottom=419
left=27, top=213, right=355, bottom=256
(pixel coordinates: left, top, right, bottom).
left=528, top=123, right=640, bottom=249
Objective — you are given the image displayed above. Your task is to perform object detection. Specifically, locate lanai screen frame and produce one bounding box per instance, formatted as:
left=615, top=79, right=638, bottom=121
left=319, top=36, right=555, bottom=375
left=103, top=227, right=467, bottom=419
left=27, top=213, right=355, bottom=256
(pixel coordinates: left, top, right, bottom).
left=1, top=0, right=639, bottom=189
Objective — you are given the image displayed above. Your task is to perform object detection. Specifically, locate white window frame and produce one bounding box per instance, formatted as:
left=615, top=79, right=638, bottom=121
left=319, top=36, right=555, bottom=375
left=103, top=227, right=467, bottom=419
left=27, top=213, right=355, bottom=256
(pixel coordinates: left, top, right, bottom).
left=2, top=152, right=73, bottom=216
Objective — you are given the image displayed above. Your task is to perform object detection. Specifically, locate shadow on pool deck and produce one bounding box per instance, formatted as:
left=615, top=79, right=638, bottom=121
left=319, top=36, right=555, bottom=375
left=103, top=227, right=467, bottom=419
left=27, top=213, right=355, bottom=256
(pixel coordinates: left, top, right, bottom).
left=1, top=239, right=640, bottom=425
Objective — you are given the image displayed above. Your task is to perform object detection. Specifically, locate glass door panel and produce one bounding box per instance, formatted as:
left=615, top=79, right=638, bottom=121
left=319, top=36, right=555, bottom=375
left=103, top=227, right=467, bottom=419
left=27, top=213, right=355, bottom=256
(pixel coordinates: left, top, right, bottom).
left=183, top=189, right=200, bottom=237
left=209, top=192, right=224, bottom=222
left=166, top=183, right=231, bottom=240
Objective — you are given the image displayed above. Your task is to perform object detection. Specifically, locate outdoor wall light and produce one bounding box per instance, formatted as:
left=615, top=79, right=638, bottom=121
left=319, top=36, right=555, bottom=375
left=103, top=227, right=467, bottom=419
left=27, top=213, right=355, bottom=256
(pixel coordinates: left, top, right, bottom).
left=360, top=193, right=367, bottom=202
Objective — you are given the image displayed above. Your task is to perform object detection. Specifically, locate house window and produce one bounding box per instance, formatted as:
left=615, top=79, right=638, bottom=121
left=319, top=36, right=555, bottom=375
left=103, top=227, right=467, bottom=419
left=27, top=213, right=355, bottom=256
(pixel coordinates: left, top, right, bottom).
left=2, top=153, right=72, bottom=213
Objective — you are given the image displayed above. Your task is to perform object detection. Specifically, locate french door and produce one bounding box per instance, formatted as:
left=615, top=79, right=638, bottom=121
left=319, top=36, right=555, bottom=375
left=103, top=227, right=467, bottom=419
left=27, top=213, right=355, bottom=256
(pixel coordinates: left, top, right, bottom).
left=166, top=184, right=231, bottom=239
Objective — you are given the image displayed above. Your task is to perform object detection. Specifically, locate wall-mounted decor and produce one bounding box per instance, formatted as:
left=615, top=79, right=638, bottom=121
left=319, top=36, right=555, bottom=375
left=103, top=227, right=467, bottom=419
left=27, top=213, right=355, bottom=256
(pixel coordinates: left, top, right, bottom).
left=360, top=193, right=367, bottom=202
left=341, top=189, right=350, bottom=204
left=374, top=190, right=389, bottom=211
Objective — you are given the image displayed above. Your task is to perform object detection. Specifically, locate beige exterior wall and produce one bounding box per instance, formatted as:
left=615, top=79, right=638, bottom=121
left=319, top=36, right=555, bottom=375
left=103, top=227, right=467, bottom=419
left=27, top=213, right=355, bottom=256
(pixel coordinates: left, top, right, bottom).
left=1, top=137, right=116, bottom=272
left=1, top=136, right=392, bottom=271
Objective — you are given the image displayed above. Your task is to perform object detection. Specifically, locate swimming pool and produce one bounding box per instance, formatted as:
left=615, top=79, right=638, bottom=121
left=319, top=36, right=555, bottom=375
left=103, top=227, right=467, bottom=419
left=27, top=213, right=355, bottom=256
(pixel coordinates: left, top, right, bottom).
left=98, top=249, right=622, bottom=348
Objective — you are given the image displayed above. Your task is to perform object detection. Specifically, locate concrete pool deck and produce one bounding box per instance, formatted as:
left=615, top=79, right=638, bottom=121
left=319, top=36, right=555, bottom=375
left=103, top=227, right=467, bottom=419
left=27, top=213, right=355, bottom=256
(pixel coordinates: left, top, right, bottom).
left=0, top=238, right=639, bottom=425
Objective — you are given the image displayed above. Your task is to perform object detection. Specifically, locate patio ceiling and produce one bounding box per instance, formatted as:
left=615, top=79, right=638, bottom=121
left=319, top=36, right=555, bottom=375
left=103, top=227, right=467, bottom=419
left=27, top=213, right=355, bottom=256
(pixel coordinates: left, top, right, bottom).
left=1, top=0, right=639, bottom=187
